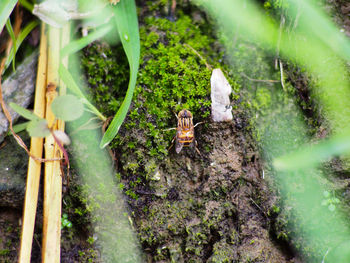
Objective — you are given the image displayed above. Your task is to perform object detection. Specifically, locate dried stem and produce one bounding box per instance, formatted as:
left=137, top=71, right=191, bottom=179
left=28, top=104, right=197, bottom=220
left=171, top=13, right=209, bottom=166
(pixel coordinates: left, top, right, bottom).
left=183, top=43, right=212, bottom=70
left=241, top=72, right=279, bottom=84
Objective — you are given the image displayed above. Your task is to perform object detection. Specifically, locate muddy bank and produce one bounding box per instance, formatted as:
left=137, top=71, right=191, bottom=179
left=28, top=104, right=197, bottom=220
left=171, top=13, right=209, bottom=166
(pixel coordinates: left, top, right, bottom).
left=121, top=115, right=296, bottom=262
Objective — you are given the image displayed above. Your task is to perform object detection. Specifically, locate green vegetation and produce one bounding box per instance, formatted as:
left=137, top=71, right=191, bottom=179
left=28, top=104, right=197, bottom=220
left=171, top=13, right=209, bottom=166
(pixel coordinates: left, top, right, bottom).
left=80, top=9, right=242, bottom=262
left=195, top=0, right=350, bottom=261
left=83, top=12, right=239, bottom=161
left=321, top=191, right=340, bottom=212
left=61, top=213, right=73, bottom=229
left=100, top=0, right=140, bottom=148
left=82, top=44, right=129, bottom=116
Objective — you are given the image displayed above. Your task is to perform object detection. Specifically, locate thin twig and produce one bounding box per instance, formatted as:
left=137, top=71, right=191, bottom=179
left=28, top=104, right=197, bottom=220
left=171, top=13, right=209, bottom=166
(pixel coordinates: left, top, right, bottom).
left=240, top=72, right=279, bottom=84
left=321, top=248, right=330, bottom=263
left=183, top=43, right=212, bottom=70
left=250, top=197, right=267, bottom=218
left=292, top=3, right=302, bottom=31
left=275, top=13, right=285, bottom=70
left=279, top=59, right=285, bottom=91
left=163, top=127, right=176, bottom=131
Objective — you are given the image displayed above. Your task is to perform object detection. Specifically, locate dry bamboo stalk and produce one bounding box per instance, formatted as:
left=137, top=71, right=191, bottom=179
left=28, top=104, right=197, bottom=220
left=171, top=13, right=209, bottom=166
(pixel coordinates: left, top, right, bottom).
left=42, top=25, right=62, bottom=263
left=18, top=23, right=48, bottom=263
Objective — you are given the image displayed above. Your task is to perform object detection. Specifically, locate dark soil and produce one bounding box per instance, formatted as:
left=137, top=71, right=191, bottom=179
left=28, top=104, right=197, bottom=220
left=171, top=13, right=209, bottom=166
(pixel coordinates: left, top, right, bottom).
left=123, top=111, right=298, bottom=262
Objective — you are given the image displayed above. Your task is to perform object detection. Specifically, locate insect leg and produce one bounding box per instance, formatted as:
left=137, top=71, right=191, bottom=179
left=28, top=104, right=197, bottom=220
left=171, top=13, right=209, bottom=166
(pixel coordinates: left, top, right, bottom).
left=194, top=140, right=201, bottom=156
left=193, top=121, right=205, bottom=128
left=163, top=127, right=177, bottom=131
left=168, top=135, right=176, bottom=151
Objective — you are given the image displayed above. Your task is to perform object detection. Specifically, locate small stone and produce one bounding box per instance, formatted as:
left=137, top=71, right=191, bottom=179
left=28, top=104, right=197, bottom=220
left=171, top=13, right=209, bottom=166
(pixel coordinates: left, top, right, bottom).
left=211, top=68, right=233, bottom=122
left=151, top=170, right=161, bottom=181
left=0, top=52, right=37, bottom=143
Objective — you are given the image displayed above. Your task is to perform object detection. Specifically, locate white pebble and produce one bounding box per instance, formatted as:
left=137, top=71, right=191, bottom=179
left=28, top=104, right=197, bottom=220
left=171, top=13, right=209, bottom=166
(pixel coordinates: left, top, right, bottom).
left=211, top=68, right=233, bottom=122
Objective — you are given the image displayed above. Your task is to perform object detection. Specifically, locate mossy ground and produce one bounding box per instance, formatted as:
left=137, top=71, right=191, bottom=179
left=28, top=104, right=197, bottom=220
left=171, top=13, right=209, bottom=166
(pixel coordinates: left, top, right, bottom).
left=0, top=1, right=348, bottom=262
left=79, top=2, right=296, bottom=262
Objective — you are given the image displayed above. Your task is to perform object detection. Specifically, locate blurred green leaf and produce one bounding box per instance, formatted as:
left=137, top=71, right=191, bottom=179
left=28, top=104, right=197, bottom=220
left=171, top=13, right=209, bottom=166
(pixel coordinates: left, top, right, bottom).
left=32, top=0, right=70, bottom=28
left=287, top=0, right=350, bottom=61
left=60, top=23, right=113, bottom=58
left=26, top=119, right=50, bottom=137
left=328, top=204, right=336, bottom=212
left=9, top=102, right=40, bottom=121
left=100, top=0, right=140, bottom=148
left=193, top=0, right=350, bottom=260
left=51, top=94, right=84, bottom=121
left=0, top=0, right=17, bottom=34
left=18, top=0, right=33, bottom=12
left=273, top=130, right=350, bottom=171
left=58, top=63, right=106, bottom=121
left=10, top=121, right=30, bottom=135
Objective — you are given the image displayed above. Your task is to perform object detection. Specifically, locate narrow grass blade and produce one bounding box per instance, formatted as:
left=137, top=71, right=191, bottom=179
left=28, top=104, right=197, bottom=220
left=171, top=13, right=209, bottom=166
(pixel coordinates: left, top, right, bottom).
left=5, top=19, right=16, bottom=70
left=60, top=23, right=113, bottom=58
left=5, top=20, right=39, bottom=70
left=58, top=63, right=106, bottom=121
left=18, top=0, right=33, bottom=12
left=9, top=102, right=41, bottom=121
left=9, top=121, right=29, bottom=135
left=100, top=0, right=140, bottom=148
left=0, top=0, right=17, bottom=33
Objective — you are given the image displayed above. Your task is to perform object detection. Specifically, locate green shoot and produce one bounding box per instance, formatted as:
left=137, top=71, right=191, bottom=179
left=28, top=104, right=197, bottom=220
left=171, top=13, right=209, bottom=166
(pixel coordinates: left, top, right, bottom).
left=100, top=0, right=140, bottom=148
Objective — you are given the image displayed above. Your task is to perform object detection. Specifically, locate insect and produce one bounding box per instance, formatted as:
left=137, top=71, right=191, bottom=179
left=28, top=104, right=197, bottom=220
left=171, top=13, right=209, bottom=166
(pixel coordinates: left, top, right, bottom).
left=169, top=109, right=202, bottom=154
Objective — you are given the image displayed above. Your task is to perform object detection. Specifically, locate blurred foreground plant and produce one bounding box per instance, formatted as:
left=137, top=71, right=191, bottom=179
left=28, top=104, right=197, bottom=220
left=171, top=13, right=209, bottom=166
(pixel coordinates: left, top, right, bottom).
left=193, top=0, right=350, bottom=261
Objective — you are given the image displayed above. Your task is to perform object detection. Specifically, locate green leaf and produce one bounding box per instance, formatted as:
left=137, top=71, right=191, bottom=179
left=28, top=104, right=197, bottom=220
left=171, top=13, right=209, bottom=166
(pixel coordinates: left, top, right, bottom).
left=58, top=63, right=106, bottom=121
left=18, top=0, right=33, bottom=12
left=0, top=0, right=17, bottom=34
left=60, top=23, right=113, bottom=58
left=100, top=0, right=140, bottom=148
left=10, top=121, right=30, bottom=134
left=26, top=119, right=50, bottom=137
left=51, top=94, right=84, bottom=121
left=5, top=18, right=16, bottom=71
left=9, top=102, right=41, bottom=121
left=273, top=130, right=350, bottom=171
left=5, top=20, right=39, bottom=70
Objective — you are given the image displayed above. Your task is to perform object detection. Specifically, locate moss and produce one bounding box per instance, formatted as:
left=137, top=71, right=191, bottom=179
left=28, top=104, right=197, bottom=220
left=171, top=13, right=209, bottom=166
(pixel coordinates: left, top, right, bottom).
left=207, top=240, right=236, bottom=263
left=81, top=6, right=244, bottom=262
left=136, top=15, right=213, bottom=121
left=83, top=11, right=239, bottom=201
left=81, top=43, right=129, bottom=116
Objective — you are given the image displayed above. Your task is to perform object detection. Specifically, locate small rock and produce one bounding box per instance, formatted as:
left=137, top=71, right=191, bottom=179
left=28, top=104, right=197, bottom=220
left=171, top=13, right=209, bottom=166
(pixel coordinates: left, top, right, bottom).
left=210, top=68, right=233, bottom=122
left=0, top=52, right=37, bottom=143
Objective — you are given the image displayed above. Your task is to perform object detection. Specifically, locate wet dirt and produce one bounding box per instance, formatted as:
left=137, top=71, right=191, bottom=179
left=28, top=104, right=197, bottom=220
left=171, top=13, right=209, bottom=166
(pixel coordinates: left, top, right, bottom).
left=119, top=110, right=298, bottom=262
